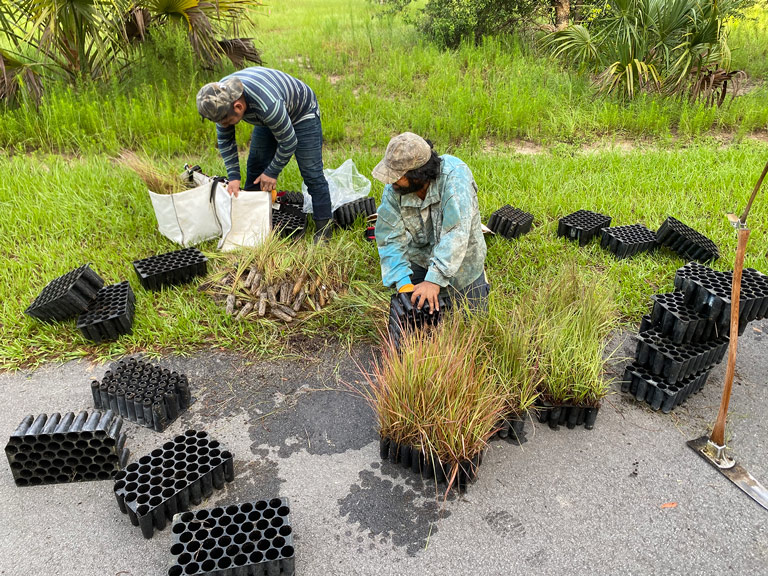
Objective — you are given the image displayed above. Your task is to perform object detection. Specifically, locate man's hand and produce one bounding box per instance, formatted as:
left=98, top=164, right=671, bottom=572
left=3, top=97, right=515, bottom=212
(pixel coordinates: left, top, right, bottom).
left=227, top=179, right=241, bottom=198
left=254, top=173, right=277, bottom=192
left=411, top=281, right=440, bottom=312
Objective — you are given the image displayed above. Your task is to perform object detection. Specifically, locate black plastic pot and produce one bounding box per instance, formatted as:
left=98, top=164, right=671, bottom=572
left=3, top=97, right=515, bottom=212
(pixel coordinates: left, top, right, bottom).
left=133, top=248, right=208, bottom=291
left=487, top=205, right=534, bottom=240
left=557, top=210, right=612, bottom=246
left=25, top=264, right=104, bottom=322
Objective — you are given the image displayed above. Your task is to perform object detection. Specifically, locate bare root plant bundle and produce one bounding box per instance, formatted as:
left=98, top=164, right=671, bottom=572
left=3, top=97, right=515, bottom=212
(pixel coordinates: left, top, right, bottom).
left=203, top=233, right=356, bottom=324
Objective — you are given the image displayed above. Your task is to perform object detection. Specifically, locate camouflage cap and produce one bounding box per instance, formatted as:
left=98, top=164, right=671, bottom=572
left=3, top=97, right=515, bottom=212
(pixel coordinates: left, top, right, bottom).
left=196, top=76, right=245, bottom=123
left=372, top=132, right=432, bottom=184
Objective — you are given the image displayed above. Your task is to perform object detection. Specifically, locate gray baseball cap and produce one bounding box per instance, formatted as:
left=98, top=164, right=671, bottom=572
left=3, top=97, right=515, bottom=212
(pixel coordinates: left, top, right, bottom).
left=196, top=77, right=244, bottom=122
left=372, top=132, right=432, bottom=184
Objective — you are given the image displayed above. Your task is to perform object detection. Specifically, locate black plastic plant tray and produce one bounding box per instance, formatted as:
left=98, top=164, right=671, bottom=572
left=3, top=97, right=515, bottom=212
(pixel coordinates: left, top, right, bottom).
left=25, top=264, right=104, bottom=322
left=656, top=216, right=719, bottom=262
left=621, top=363, right=711, bottom=413
left=535, top=400, right=600, bottom=430
left=600, top=224, right=658, bottom=259
left=6, top=410, right=129, bottom=487
left=272, top=205, right=306, bottom=238
left=276, top=190, right=304, bottom=205
left=167, top=498, right=295, bottom=576
left=113, top=429, right=234, bottom=539
left=133, top=248, right=208, bottom=291
left=76, top=281, right=135, bottom=343
left=492, top=413, right=527, bottom=445
left=557, top=210, right=612, bottom=246
left=333, top=197, right=377, bottom=228
left=675, top=263, right=768, bottom=332
left=379, top=436, right=481, bottom=492
left=92, top=357, right=192, bottom=432
left=634, top=328, right=729, bottom=384
left=388, top=292, right=452, bottom=351
left=487, top=205, right=534, bottom=239
left=649, top=292, right=716, bottom=344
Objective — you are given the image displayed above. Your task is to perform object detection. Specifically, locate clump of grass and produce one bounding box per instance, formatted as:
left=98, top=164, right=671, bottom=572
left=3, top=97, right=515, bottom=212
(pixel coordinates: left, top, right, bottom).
left=360, top=312, right=506, bottom=491
left=476, top=298, right=540, bottom=418
left=117, top=150, right=185, bottom=194
left=529, top=264, right=617, bottom=406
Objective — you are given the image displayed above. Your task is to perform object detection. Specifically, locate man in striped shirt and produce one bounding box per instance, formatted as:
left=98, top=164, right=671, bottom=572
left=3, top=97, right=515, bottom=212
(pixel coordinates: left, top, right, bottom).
left=196, top=67, right=333, bottom=240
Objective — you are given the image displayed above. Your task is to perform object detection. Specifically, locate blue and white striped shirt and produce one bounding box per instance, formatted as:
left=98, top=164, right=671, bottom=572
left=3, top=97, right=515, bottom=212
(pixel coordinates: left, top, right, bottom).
left=216, top=67, right=319, bottom=182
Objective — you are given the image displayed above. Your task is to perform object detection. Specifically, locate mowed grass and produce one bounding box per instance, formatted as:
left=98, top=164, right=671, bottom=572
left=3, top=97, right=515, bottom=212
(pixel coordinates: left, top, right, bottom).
left=1, top=0, right=768, bottom=368
left=2, top=140, right=767, bottom=368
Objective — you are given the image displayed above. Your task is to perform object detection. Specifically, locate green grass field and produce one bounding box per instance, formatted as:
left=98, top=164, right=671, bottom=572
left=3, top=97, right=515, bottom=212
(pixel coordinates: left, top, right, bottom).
left=1, top=0, right=767, bottom=369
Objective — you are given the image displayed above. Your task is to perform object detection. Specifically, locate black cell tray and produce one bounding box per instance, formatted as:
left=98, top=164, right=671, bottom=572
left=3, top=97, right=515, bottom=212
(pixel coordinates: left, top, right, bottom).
left=487, top=205, right=534, bottom=239
left=272, top=205, right=306, bottom=238
left=675, top=262, right=768, bottom=332
left=25, top=264, right=104, bottom=322
left=92, top=356, right=192, bottom=432
left=535, top=400, right=600, bottom=430
left=634, top=328, right=729, bottom=384
left=333, top=197, right=377, bottom=228
left=167, top=498, right=295, bottom=576
left=655, top=216, right=719, bottom=262
left=76, top=281, right=135, bottom=343
left=379, top=436, right=482, bottom=492
left=649, top=292, right=716, bottom=344
left=276, top=190, right=304, bottom=205
left=621, top=363, right=711, bottom=413
left=492, top=413, right=527, bottom=445
left=5, top=410, right=129, bottom=487
left=557, top=210, right=612, bottom=246
left=600, top=224, right=658, bottom=259
left=388, top=292, right=451, bottom=351
left=133, top=248, right=208, bottom=291
left=113, top=429, right=234, bottom=539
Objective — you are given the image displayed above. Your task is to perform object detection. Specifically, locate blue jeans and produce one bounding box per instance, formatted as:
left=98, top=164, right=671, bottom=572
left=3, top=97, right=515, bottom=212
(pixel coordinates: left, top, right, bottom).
left=243, top=114, right=332, bottom=221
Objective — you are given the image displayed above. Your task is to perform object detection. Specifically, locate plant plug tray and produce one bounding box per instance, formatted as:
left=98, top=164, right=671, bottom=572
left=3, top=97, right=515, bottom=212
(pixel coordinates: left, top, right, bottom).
left=113, top=429, right=234, bottom=539
left=6, top=410, right=128, bottom=486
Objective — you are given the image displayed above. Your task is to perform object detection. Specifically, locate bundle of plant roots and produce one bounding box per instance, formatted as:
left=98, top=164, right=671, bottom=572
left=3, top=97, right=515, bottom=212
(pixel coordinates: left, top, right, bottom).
left=361, top=312, right=506, bottom=491
left=203, top=233, right=358, bottom=324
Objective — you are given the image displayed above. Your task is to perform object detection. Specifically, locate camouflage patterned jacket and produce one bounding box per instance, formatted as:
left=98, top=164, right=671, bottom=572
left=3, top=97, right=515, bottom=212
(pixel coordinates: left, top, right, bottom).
left=375, top=155, right=487, bottom=290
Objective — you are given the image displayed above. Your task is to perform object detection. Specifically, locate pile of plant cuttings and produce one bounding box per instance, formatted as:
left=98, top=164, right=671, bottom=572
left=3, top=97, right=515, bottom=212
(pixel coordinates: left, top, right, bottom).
left=203, top=233, right=366, bottom=325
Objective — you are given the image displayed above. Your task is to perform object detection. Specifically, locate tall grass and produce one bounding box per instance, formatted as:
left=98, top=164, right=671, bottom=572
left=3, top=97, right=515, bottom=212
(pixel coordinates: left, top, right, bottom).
left=0, top=1, right=767, bottom=157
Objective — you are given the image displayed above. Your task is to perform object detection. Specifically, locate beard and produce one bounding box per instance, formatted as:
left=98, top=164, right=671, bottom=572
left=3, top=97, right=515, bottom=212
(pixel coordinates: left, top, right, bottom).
left=392, top=179, right=426, bottom=194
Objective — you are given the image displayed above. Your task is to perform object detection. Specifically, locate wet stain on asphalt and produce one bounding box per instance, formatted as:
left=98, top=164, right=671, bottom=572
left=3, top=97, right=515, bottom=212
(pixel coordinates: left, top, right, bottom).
left=338, top=465, right=450, bottom=556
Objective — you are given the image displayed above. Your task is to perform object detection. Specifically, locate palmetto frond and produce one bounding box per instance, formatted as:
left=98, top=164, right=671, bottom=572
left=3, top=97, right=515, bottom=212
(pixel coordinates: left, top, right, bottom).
left=0, top=49, right=44, bottom=106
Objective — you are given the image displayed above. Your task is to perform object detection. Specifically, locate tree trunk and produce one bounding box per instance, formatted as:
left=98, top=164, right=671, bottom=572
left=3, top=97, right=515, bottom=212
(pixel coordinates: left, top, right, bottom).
left=552, top=0, right=571, bottom=31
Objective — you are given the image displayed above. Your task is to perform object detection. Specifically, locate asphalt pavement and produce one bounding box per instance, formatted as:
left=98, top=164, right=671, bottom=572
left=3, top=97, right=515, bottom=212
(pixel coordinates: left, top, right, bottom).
left=1, top=322, right=766, bottom=576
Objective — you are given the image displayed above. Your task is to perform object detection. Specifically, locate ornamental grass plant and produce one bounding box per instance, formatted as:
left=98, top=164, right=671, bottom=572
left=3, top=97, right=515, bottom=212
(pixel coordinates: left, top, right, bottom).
left=360, top=312, right=507, bottom=490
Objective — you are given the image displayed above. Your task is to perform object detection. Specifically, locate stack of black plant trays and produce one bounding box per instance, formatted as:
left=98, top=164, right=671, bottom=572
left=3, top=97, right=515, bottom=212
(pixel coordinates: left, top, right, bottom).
left=387, top=291, right=451, bottom=352
left=655, top=216, right=719, bottom=262
left=133, top=248, right=208, bottom=290
left=557, top=209, right=612, bottom=246
left=113, top=429, right=234, bottom=538
left=25, top=263, right=105, bottom=322
left=76, top=281, right=136, bottom=343
left=487, top=205, right=534, bottom=240
left=600, top=223, right=658, bottom=259
left=333, top=196, right=377, bottom=227
left=167, top=498, right=295, bottom=576
left=623, top=261, right=768, bottom=412
left=379, top=436, right=482, bottom=492
left=91, top=357, right=192, bottom=432
left=6, top=410, right=129, bottom=487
